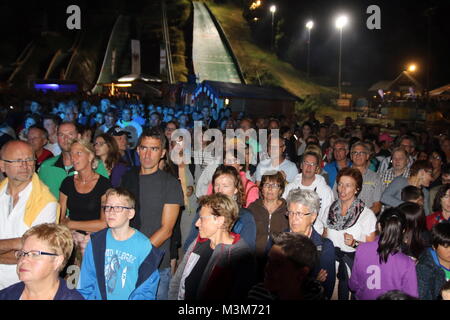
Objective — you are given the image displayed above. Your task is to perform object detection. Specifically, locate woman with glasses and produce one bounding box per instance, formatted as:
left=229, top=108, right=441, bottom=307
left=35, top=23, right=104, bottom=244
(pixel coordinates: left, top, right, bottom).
left=322, top=167, right=377, bottom=300
left=381, top=160, right=433, bottom=215
left=427, top=184, right=450, bottom=230
left=59, top=139, right=112, bottom=258
left=273, top=188, right=336, bottom=299
left=0, top=223, right=84, bottom=300
left=169, top=193, right=256, bottom=300
left=184, top=165, right=257, bottom=252
left=247, top=171, right=288, bottom=279
left=94, top=134, right=129, bottom=187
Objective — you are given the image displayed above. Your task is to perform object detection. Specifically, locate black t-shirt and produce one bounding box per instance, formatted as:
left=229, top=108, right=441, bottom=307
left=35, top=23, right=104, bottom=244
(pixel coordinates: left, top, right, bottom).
left=185, top=241, right=214, bottom=300
left=139, top=169, right=184, bottom=268
left=60, top=175, right=112, bottom=221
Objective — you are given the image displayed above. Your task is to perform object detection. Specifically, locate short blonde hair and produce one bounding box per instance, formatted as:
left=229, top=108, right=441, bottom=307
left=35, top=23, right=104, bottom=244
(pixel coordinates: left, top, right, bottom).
left=22, top=223, right=74, bottom=272
left=305, top=144, right=323, bottom=161
left=198, top=193, right=239, bottom=232
left=70, top=138, right=98, bottom=170
left=105, top=187, right=136, bottom=208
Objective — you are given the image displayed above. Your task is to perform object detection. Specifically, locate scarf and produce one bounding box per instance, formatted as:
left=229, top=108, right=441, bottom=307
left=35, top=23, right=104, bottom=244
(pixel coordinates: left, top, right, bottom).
left=0, top=173, right=59, bottom=226
left=327, top=198, right=365, bottom=231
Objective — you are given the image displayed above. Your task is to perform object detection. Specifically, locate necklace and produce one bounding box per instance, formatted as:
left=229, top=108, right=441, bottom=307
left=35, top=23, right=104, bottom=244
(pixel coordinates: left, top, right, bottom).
left=77, top=173, right=96, bottom=184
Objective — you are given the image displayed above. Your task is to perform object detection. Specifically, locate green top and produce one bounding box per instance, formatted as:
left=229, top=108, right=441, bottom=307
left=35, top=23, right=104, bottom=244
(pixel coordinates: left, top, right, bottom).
left=38, top=155, right=109, bottom=200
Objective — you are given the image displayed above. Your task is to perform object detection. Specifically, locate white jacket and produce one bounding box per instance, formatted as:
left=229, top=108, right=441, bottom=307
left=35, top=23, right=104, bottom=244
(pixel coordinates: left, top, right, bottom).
left=282, top=174, right=335, bottom=235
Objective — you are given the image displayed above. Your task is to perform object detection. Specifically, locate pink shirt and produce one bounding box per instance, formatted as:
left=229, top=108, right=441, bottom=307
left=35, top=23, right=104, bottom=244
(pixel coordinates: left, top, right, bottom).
left=206, top=171, right=259, bottom=208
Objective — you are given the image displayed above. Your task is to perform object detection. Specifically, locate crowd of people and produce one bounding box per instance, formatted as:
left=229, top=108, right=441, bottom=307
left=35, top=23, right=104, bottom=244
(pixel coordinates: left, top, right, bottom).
left=0, top=95, right=450, bottom=301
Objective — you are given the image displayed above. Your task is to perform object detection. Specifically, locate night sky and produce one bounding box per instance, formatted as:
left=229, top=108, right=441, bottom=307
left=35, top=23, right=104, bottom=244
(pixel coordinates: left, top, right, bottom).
left=265, top=0, right=450, bottom=89
left=1, top=0, right=449, bottom=90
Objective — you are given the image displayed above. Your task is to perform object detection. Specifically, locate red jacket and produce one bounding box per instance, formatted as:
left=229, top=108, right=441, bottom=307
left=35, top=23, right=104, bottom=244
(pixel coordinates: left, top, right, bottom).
left=426, top=211, right=450, bottom=230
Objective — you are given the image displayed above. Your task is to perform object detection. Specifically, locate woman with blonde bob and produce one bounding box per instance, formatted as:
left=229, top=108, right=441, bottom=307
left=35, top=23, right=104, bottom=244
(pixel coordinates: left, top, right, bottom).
left=0, top=223, right=84, bottom=300
left=169, top=193, right=256, bottom=300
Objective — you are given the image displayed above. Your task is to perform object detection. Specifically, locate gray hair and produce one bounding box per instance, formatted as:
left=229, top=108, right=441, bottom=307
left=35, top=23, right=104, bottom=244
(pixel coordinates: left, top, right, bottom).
left=350, top=141, right=369, bottom=153
left=286, top=188, right=321, bottom=214
left=398, top=135, right=416, bottom=148
left=334, top=138, right=349, bottom=150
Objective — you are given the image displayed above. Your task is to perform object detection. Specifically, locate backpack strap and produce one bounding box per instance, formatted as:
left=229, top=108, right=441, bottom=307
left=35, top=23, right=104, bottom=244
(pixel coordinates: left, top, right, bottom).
left=243, top=180, right=258, bottom=205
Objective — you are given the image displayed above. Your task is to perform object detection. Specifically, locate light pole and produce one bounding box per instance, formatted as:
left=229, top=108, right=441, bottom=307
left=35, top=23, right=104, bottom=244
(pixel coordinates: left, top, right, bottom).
left=270, top=5, right=277, bottom=51
left=406, top=64, right=419, bottom=123
left=335, top=15, right=348, bottom=98
left=306, top=20, right=314, bottom=78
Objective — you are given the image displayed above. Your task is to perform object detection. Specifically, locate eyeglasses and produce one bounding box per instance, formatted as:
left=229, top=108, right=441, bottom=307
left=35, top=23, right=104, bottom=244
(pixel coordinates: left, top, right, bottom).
left=1, top=158, right=35, bottom=167
left=286, top=211, right=313, bottom=218
left=102, top=205, right=134, bottom=213
left=431, top=155, right=441, bottom=160
left=302, top=160, right=317, bottom=167
left=198, top=215, right=216, bottom=221
left=350, top=151, right=368, bottom=157
left=15, top=250, right=59, bottom=260
left=263, top=183, right=281, bottom=189
left=94, top=141, right=106, bottom=147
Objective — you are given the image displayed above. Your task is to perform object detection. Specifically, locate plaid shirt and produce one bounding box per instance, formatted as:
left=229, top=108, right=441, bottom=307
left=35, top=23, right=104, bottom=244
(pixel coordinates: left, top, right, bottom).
left=380, top=167, right=411, bottom=189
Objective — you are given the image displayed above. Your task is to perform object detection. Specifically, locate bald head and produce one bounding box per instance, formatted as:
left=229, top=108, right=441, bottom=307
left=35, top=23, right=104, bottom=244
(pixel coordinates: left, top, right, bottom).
left=0, top=140, right=35, bottom=183
left=1, top=140, right=33, bottom=160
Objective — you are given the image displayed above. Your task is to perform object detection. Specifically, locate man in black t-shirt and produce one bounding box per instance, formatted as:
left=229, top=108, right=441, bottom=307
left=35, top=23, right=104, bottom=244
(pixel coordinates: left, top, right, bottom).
left=120, top=128, right=183, bottom=300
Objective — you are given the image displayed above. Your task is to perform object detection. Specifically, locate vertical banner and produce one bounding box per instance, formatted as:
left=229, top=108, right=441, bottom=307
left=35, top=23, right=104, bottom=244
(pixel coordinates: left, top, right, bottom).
left=160, top=44, right=167, bottom=75
left=131, top=40, right=141, bottom=75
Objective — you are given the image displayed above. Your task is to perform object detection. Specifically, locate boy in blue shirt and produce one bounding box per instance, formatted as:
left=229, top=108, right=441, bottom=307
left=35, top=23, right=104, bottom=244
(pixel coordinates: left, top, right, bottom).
left=78, top=188, right=163, bottom=300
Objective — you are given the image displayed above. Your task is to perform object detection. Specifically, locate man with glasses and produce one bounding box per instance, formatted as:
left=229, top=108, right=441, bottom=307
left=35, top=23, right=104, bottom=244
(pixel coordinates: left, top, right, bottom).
left=38, top=122, right=108, bottom=199
left=334, top=142, right=383, bottom=215
left=283, top=152, right=334, bottom=235
left=120, top=128, right=183, bottom=300
left=78, top=187, right=162, bottom=300
left=27, top=126, right=53, bottom=170
left=0, top=140, right=58, bottom=289
left=377, top=135, right=416, bottom=174
left=255, top=136, right=298, bottom=186
left=324, top=139, right=351, bottom=188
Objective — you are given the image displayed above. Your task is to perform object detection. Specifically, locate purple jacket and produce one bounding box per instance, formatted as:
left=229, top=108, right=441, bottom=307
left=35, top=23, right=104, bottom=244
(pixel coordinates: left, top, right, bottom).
left=348, top=238, right=418, bottom=300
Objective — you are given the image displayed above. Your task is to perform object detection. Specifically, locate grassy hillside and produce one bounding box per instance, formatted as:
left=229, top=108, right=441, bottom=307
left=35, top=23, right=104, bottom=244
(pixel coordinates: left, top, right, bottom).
left=207, top=2, right=335, bottom=96
left=206, top=1, right=360, bottom=124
